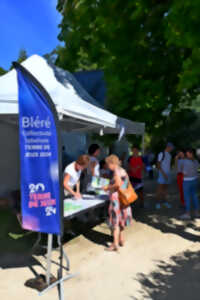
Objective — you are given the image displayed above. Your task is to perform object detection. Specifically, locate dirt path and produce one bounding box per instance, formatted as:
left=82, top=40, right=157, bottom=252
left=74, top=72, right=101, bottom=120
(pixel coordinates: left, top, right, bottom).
left=1, top=176, right=200, bottom=300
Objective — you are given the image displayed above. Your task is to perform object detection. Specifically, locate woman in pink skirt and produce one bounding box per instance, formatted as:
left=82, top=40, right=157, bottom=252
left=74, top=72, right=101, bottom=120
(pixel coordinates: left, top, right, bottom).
left=104, top=155, right=132, bottom=251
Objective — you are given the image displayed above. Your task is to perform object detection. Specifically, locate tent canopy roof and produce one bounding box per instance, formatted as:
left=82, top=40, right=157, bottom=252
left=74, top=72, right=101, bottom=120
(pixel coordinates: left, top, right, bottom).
left=0, top=55, right=145, bottom=135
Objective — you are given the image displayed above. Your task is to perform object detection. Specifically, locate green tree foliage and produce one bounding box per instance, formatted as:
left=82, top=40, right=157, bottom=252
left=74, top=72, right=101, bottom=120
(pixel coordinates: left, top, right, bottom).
left=165, top=1, right=200, bottom=94
left=0, top=67, right=6, bottom=76
left=17, top=49, right=28, bottom=64
left=56, top=0, right=200, bottom=139
left=150, top=108, right=200, bottom=151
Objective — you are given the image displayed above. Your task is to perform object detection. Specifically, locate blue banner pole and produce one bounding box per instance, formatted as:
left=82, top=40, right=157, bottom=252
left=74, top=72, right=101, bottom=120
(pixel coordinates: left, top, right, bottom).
left=13, top=62, right=67, bottom=297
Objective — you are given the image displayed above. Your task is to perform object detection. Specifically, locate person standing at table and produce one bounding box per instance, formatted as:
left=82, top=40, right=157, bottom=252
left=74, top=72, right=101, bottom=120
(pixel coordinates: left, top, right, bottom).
left=63, top=155, right=90, bottom=198
left=179, top=149, right=200, bottom=220
left=128, top=146, right=144, bottom=208
left=86, top=144, right=101, bottom=192
left=175, top=150, right=185, bottom=208
left=88, top=143, right=101, bottom=176
left=104, top=155, right=132, bottom=251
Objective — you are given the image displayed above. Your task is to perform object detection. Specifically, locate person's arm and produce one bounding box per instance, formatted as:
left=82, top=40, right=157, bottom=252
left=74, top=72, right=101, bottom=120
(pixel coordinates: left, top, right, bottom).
left=159, top=164, right=168, bottom=179
left=76, top=181, right=81, bottom=197
left=180, top=161, right=185, bottom=175
left=157, top=154, right=168, bottom=179
left=63, top=174, right=81, bottom=199
left=104, top=176, right=121, bottom=192
left=104, top=171, right=123, bottom=192
left=196, top=161, right=199, bottom=178
left=156, top=153, right=162, bottom=170
left=141, top=161, right=145, bottom=176
left=175, top=155, right=179, bottom=171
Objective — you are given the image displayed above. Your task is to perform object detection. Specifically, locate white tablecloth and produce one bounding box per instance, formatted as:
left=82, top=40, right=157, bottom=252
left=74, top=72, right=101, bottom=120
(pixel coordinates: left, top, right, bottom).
left=64, top=194, right=108, bottom=218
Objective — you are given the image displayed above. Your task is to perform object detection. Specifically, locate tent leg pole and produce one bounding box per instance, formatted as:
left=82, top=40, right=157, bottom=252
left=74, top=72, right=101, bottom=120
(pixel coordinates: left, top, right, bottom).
left=46, top=234, right=53, bottom=285
left=57, top=235, right=64, bottom=300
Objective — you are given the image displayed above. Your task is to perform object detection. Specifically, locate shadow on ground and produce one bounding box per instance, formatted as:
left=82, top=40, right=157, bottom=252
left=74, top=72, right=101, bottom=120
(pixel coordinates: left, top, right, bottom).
left=83, top=226, right=112, bottom=247
left=134, top=176, right=200, bottom=243
left=137, top=207, right=200, bottom=243
left=0, top=207, right=46, bottom=269
left=131, top=250, right=200, bottom=300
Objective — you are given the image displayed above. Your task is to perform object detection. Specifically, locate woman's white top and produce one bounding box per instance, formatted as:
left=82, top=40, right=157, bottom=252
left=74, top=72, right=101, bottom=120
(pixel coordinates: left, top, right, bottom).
left=64, top=162, right=81, bottom=187
left=88, top=156, right=100, bottom=177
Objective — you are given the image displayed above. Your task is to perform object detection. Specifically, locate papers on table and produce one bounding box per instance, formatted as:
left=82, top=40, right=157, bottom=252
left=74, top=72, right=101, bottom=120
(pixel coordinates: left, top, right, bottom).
left=91, top=176, right=110, bottom=189
left=64, top=195, right=107, bottom=218
left=87, top=176, right=109, bottom=194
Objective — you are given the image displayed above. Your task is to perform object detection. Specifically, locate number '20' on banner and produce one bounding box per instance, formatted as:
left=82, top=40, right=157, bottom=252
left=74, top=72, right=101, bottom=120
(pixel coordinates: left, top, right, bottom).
left=13, top=62, right=63, bottom=235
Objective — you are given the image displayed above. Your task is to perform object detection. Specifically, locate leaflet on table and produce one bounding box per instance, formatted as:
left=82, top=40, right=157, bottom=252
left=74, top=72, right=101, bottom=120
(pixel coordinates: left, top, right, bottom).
left=91, top=176, right=110, bottom=189
left=64, top=198, right=105, bottom=217
left=64, top=200, right=83, bottom=212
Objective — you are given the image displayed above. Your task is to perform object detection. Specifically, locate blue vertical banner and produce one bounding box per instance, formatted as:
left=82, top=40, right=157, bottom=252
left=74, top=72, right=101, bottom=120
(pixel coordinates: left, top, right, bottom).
left=13, top=62, right=63, bottom=235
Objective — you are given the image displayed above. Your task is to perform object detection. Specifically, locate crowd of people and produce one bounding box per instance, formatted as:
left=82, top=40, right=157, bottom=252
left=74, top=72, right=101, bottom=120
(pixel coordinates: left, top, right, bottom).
left=62, top=142, right=200, bottom=251
left=156, top=143, right=200, bottom=220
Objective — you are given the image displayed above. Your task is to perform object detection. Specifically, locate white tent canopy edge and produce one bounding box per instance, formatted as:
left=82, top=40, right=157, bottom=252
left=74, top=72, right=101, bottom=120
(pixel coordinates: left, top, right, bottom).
left=0, top=55, right=145, bottom=135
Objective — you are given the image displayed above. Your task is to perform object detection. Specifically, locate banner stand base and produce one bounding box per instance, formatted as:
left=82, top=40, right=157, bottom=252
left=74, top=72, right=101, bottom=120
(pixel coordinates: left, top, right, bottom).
left=39, top=273, right=77, bottom=297
left=32, top=233, right=77, bottom=299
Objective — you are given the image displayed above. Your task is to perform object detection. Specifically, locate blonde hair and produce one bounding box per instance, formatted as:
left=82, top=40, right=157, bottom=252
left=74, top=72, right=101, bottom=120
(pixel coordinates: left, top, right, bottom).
left=106, top=154, right=121, bottom=166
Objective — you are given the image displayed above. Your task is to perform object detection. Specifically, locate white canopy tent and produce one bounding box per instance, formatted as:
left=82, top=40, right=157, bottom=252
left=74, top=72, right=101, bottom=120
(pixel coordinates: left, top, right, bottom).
left=0, top=55, right=145, bottom=134
left=0, top=55, right=145, bottom=195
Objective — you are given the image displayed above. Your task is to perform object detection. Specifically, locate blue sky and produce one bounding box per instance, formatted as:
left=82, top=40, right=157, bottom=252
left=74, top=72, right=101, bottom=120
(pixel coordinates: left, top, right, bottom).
left=0, top=0, right=62, bottom=70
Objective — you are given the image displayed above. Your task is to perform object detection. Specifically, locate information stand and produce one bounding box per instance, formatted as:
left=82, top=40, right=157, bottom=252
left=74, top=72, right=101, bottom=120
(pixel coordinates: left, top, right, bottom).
left=10, top=57, right=145, bottom=299
left=13, top=62, right=74, bottom=299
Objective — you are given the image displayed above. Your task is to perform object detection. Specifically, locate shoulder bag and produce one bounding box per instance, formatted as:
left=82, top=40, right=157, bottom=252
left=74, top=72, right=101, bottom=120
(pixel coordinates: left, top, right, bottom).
left=118, top=178, right=138, bottom=208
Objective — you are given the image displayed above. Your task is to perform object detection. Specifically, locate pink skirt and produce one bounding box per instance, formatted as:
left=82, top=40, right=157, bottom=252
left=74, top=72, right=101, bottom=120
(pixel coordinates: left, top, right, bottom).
left=109, top=191, right=132, bottom=229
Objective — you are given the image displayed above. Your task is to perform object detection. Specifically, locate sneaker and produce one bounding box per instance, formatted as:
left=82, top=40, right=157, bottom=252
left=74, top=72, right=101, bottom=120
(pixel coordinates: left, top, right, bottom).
left=163, top=202, right=172, bottom=209
left=179, top=213, right=191, bottom=220
left=155, top=203, right=161, bottom=210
